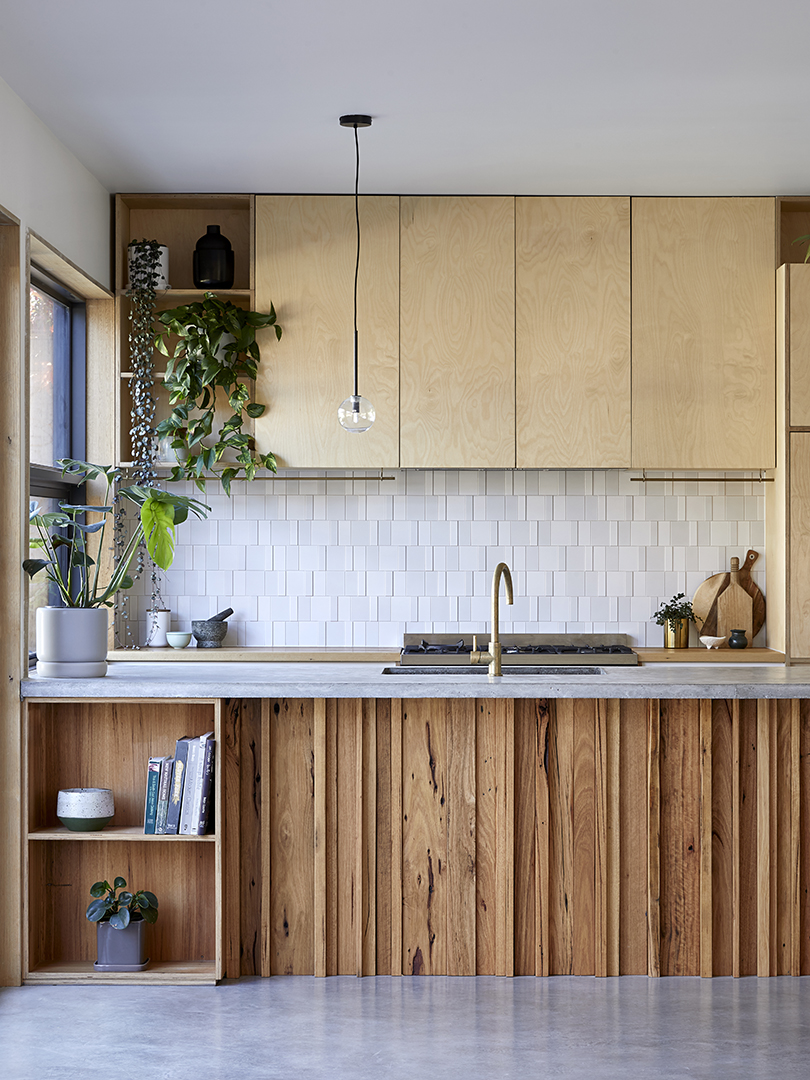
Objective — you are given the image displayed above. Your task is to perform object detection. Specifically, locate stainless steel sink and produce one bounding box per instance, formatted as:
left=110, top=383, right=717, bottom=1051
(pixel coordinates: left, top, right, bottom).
left=381, top=665, right=605, bottom=676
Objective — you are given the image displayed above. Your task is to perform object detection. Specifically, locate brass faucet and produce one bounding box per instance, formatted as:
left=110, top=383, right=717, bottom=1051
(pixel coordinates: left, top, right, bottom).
left=470, top=561, right=514, bottom=676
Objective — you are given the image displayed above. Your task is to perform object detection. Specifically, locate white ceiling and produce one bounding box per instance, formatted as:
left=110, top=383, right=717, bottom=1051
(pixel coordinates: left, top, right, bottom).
left=2, top=0, right=810, bottom=196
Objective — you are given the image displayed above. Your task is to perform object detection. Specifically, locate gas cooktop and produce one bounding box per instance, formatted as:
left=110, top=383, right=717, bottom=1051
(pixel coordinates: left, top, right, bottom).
left=400, top=634, right=639, bottom=666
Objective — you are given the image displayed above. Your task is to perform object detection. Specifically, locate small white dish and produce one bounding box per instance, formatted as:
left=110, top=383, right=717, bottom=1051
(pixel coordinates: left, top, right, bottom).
left=700, top=635, right=726, bottom=650
left=166, top=632, right=192, bottom=649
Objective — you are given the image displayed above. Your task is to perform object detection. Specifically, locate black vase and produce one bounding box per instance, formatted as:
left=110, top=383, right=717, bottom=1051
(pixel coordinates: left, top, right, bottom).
left=193, top=225, right=235, bottom=289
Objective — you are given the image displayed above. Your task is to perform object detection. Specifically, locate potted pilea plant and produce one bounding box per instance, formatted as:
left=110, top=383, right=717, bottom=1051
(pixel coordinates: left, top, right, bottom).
left=86, top=876, right=158, bottom=972
left=25, top=459, right=209, bottom=677
left=651, top=592, right=698, bottom=648
left=154, top=292, right=282, bottom=494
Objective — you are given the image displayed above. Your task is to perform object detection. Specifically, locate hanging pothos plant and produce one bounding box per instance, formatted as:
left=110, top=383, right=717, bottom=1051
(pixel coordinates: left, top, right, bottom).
left=154, top=292, right=282, bottom=494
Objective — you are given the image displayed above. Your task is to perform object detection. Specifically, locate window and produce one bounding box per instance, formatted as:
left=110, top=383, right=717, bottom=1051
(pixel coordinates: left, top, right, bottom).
left=28, top=269, right=86, bottom=657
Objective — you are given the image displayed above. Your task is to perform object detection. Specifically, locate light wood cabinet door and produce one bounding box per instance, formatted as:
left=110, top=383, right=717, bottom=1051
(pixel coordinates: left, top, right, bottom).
left=632, top=197, right=776, bottom=469
left=789, top=265, right=810, bottom=426
left=254, top=195, right=399, bottom=468
left=516, top=197, right=630, bottom=468
left=400, top=197, right=515, bottom=468
left=790, top=433, right=810, bottom=658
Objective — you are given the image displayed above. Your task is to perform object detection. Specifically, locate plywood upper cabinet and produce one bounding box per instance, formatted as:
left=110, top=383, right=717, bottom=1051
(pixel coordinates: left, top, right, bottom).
left=253, top=196, right=399, bottom=468
left=516, top=197, right=631, bottom=468
left=632, top=197, right=776, bottom=469
left=400, top=197, right=515, bottom=469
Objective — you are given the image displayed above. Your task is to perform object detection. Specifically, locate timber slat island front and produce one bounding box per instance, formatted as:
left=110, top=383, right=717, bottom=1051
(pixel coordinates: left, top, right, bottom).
left=21, top=664, right=810, bottom=981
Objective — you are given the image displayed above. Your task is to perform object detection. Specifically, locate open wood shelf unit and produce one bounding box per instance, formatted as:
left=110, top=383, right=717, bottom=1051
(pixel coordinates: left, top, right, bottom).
left=24, top=698, right=223, bottom=985
left=114, top=193, right=255, bottom=466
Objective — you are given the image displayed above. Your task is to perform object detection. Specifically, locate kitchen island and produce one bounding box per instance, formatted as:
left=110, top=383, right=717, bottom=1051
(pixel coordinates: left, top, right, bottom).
left=20, top=661, right=810, bottom=983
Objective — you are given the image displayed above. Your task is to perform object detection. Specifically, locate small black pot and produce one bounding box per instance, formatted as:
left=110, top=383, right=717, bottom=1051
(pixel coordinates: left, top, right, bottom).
left=193, top=225, right=234, bottom=289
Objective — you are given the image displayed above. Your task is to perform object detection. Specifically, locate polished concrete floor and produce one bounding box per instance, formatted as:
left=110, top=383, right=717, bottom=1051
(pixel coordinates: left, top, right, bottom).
left=2, top=976, right=809, bottom=1079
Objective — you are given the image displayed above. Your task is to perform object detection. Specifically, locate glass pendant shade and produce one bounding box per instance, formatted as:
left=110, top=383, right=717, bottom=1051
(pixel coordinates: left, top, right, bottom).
left=338, top=394, right=375, bottom=433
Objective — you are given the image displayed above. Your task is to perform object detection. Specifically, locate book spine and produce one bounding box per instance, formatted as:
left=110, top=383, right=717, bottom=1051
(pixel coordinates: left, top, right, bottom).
left=165, top=739, right=190, bottom=836
left=178, top=739, right=201, bottom=836
left=143, top=757, right=162, bottom=834
left=195, top=739, right=216, bottom=835
left=155, top=757, right=174, bottom=834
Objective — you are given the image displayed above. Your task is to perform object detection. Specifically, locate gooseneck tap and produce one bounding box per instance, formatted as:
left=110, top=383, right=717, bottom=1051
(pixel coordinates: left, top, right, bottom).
left=470, top=561, right=514, bottom=676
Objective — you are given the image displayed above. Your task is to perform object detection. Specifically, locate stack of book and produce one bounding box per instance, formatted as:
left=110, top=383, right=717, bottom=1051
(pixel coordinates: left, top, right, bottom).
left=143, top=732, right=215, bottom=835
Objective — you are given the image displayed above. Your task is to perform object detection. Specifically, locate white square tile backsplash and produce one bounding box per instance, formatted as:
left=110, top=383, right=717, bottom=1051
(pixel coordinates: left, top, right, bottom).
left=125, top=470, right=767, bottom=649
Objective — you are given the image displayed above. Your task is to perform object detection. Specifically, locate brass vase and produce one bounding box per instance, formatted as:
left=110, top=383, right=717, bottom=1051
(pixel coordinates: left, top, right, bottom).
left=663, top=619, right=689, bottom=648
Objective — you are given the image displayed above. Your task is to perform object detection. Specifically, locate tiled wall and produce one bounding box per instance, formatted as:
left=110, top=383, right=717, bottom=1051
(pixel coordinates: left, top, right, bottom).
left=125, top=469, right=767, bottom=649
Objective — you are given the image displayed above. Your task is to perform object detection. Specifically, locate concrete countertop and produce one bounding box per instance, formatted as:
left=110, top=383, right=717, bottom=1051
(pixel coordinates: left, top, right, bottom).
left=21, top=660, right=810, bottom=700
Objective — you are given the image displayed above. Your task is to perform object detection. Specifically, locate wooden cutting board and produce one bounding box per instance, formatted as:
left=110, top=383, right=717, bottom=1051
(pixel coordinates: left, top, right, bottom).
left=692, top=550, right=765, bottom=639
left=716, top=558, right=754, bottom=646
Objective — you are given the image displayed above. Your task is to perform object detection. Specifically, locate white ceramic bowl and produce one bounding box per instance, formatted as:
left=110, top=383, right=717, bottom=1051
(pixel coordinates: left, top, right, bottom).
left=166, top=631, right=192, bottom=649
left=57, top=788, right=114, bottom=831
left=699, top=635, right=726, bottom=650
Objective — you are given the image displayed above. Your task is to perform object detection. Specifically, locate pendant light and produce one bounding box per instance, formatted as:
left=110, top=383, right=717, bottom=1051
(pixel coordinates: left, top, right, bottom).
left=337, top=114, right=376, bottom=433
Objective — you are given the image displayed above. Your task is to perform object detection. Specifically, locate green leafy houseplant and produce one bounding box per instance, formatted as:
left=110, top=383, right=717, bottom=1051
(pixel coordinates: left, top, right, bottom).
left=86, top=877, right=158, bottom=930
left=155, top=292, right=282, bottom=494
left=651, top=592, right=697, bottom=631
left=24, top=459, right=209, bottom=607
left=793, top=235, right=810, bottom=263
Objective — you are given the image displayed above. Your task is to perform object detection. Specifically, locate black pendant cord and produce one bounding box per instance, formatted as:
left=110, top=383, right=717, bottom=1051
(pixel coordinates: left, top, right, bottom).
left=353, top=122, right=360, bottom=400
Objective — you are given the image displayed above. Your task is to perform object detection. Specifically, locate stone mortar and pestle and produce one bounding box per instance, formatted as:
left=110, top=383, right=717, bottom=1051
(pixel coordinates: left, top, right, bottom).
left=192, top=607, right=233, bottom=648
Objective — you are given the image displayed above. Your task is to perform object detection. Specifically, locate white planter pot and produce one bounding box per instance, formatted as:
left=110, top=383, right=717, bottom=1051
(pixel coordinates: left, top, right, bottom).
left=126, top=243, right=170, bottom=291
left=146, top=609, right=171, bottom=647
left=36, top=607, right=108, bottom=678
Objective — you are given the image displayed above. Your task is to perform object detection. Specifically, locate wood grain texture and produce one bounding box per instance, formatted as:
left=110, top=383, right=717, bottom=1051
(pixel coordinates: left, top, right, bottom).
left=375, top=699, right=392, bottom=975
left=476, top=700, right=498, bottom=974
left=516, top=197, right=630, bottom=468
left=767, top=266, right=788, bottom=656
left=801, top=702, right=810, bottom=975
left=268, top=699, right=314, bottom=975
left=325, top=699, right=338, bottom=975
left=647, top=700, right=661, bottom=977
left=775, top=701, right=792, bottom=974
left=619, top=699, right=649, bottom=975
left=549, top=700, right=575, bottom=974
left=632, top=197, right=776, bottom=469
left=239, top=699, right=263, bottom=976
left=716, top=580, right=754, bottom=648
left=711, top=701, right=734, bottom=976
left=790, top=700, right=801, bottom=976
left=789, top=434, right=810, bottom=657
left=390, top=699, right=403, bottom=975
left=400, top=197, right=515, bottom=468
left=659, top=700, right=700, bottom=976
left=447, top=699, right=476, bottom=976
left=573, top=700, right=596, bottom=976
left=513, top=701, right=537, bottom=975
left=260, top=698, right=271, bottom=977
left=756, top=700, right=771, bottom=977
left=336, top=700, right=361, bottom=975
left=535, top=700, right=551, bottom=977
left=313, top=698, right=327, bottom=976
left=402, top=699, right=446, bottom=974
left=0, top=220, right=21, bottom=986
left=789, top=264, right=810, bottom=426
left=361, top=699, right=377, bottom=976
left=254, top=195, right=399, bottom=468
left=739, top=701, right=758, bottom=976
left=699, top=700, right=712, bottom=977
left=222, top=699, right=241, bottom=978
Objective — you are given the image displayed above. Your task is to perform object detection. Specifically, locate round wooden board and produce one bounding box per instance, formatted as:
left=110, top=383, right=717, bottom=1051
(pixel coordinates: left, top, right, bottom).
left=692, top=550, right=765, bottom=638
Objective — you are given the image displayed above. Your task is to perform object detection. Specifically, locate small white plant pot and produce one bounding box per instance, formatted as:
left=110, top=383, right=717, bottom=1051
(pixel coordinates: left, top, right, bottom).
left=146, top=609, right=172, bottom=647
left=57, top=788, right=114, bottom=831
left=127, top=243, right=170, bottom=291
left=36, top=607, right=108, bottom=678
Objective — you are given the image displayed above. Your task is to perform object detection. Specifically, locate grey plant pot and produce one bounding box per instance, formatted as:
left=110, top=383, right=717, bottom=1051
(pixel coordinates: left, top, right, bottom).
left=94, top=916, right=149, bottom=972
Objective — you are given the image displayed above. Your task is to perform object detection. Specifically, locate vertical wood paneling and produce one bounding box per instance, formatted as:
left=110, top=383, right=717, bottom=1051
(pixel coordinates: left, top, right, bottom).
left=268, top=700, right=315, bottom=975
left=801, top=702, right=810, bottom=975
left=550, top=700, right=575, bottom=974
left=260, top=699, right=272, bottom=977
left=447, top=700, right=476, bottom=976
left=390, top=700, right=403, bottom=975
left=620, top=700, right=649, bottom=974
left=711, top=701, right=734, bottom=976
left=336, top=700, right=360, bottom=975
left=757, top=700, right=771, bottom=977
left=238, top=698, right=263, bottom=977
left=535, top=700, right=551, bottom=977
left=647, top=701, right=661, bottom=978
left=497, top=700, right=515, bottom=977
left=573, top=700, right=596, bottom=975
left=361, top=700, right=376, bottom=976
left=776, top=701, right=793, bottom=975
left=605, top=700, right=621, bottom=977
left=789, top=434, right=810, bottom=657
left=790, top=700, right=801, bottom=976
left=699, top=700, right=713, bottom=978
left=402, top=700, right=446, bottom=975
left=739, top=701, right=758, bottom=976
left=325, top=699, right=338, bottom=975
left=513, top=701, right=538, bottom=975
left=375, top=699, right=392, bottom=976
left=313, top=698, right=327, bottom=977
left=223, top=698, right=242, bottom=978
left=476, top=701, right=498, bottom=974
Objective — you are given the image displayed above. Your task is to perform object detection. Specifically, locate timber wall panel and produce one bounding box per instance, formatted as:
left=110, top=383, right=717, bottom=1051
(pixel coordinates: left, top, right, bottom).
left=236, top=695, right=809, bottom=978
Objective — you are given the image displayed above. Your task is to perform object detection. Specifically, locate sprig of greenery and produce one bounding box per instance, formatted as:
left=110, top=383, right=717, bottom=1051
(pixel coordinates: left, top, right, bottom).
left=86, top=877, right=158, bottom=930
left=24, top=459, right=209, bottom=607
left=651, top=592, right=697, bottom=630
left=792, top=235, right=810, bottom=263
left=155, top=293, right=282, bottom=495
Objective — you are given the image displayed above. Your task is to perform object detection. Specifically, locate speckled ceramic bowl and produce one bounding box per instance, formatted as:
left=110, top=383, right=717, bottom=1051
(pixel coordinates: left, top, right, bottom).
left=57, top=788, right=114, bottom=831
left=191, top=620, right=228, bottom=648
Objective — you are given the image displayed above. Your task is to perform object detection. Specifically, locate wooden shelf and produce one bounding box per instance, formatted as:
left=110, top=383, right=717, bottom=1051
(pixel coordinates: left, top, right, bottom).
left=25, top=960, right=217, bottom=985
left=637, top=647, right=784, bottom=663
left=29, top=826, right=216, bottom=841
left=116, top=288, right=252, bottom=302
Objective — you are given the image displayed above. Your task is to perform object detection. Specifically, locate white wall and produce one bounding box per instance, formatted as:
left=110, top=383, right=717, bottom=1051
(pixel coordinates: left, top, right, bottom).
left=127, top=469, right=767, bottom=650
left=0, top=75, right=110, bottom=286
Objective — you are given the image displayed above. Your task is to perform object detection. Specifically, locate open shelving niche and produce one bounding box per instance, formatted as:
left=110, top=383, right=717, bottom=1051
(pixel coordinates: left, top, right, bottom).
left=114, top=194, right=255, bottom=468
left=24, top=698, right=223, bottom=985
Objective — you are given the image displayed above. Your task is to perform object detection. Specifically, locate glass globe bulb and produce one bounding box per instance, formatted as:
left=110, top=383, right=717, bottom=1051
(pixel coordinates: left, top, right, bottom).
left=338, top=395, right=375, bottom=433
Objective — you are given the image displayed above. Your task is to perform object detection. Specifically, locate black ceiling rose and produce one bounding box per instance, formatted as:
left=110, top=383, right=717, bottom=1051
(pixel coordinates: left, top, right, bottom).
left=339, top=114, right=372, bottom=128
